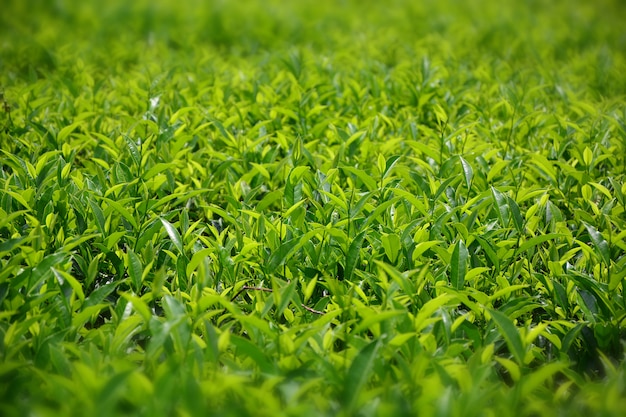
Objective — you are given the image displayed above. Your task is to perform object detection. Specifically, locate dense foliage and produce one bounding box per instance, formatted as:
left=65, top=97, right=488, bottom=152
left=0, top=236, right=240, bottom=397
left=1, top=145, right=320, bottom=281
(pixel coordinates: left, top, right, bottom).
left=1, top=0, right=626, bottom=415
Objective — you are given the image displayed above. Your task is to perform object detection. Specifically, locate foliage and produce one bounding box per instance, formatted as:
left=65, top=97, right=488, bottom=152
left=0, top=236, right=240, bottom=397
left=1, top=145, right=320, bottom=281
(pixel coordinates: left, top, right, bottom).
left=1, top=0, right=626, bottom=415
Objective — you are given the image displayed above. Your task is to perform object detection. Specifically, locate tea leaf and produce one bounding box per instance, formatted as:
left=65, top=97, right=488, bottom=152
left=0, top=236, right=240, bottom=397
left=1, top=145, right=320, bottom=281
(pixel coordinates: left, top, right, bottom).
left=450, top=239, right=468, bottom=290
left=489, top=309, right=526, bottom=365
left=160, top=217, right=184, bottom=255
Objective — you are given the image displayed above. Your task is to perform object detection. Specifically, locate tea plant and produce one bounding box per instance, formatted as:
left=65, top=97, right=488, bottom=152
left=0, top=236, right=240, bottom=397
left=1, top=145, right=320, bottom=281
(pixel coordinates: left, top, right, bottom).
left=1, top=0, right=626, bottom=416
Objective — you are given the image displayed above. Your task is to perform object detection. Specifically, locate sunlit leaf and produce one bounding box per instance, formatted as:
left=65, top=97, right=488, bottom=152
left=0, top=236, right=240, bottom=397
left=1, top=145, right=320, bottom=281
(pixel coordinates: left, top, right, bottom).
left=160, top=217, right=184, bottom=255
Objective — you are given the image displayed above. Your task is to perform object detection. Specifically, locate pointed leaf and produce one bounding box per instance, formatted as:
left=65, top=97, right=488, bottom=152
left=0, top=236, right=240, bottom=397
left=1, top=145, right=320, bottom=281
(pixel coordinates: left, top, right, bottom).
left=491, top=187, right=509, bottom=227
left=381, top=233, right=401, bottom=263
left=284, top=175, right=302, bottom=207
left=383, top=155, right=401, bottom=179
left=123, top=135, right=141, bottom=167
left=340, top=166, right=378, bottom=191
left=51, top=268, right=85, bottom=302
left=127, top=249, right=143, bottom=292
left=518, top=233, right=564, bottom=253
left=275, top=280, right=296, bottom=317
left=507, top=196, right=524, bottom=233
left=89, top=199, right=106, bottom=235
left=256, top=190, right=282, bottom=212
left=489, top=309, right=526, bottom=364
left=584, top=222, right=610, bottom=265
left=412, top=240, right=442, bottom=261
left=343, top=339, right=380, bottom=410
left=450, top=239, right=468, bottom=290
left=120, top=292, right=152, bottom=322
left=458, top=156, right=473, bottom=190
left=57, top=121, right=82, bottom=143
left=267, top=237, right=299, bottom=272
left=231, top=335, right=275, bottom=374
left=103, top=197, right=138, bottom=230
left=160, top=217, right=184, bottom=255
left=345, top=230, right=367, bottom=281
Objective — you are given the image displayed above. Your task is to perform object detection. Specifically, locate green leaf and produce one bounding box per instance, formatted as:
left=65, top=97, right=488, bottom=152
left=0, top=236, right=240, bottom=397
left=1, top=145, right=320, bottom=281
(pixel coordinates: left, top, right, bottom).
left=507, top=196, right=524, bottom=233
left=275, top=279, right=296, bottom=317
left=231, top=335, right=275, bottom=374
left=142, top=162, right=177, bottom=180
left=0, top=236, right=28, bottom=254
left=340, top=166, right=378, bottom=191
left=552, top=280, right=569, bottom=313
left=57, top=121, right=82, bottom=143
left=518, top=233, right=564, bottom=253
left=28, top=252, right=68, bottom=293
left=376, top=153, right=386, bottom=176
left=102, top=197, right=138, bottom=230
left=475, top=236, right=500, bottom=273
left=88, top=198, right=106, bottom=235
left=256, top=190, right=282, bottom=212
left=51, top=267, right=85, bottom=302
left=353, top=310, right=404, bottom=334
left=267, top=237, right=298, bottom=272
left=284, top=175, right=302, bottom=207
left=450, top=239, right=468, bottom=290
left=120, top=292, right=152, bottom=322
left=412, top=240, right=442, bottom=262
left=381, top=233, right=401, bottom=263
left=123, top=135, right=141, bottom=167
left=458, top=156, right=473, bottom=190
left=491, top=186, right=509, bottom=227
left=343, top=339, right=380, bottom=410
left=127, top=249, right=143, bottom=292
left=521, top=362, right=568, bottom=397
left=2, top=190, right=32, bottom=210
left=489, top=309, right=526, bottom=365
left=84, top=282, right=118, bottom=308
left=584, top=222, right=610, bottom=265
left=160, top=217, right=184, bottom=255
left=345, top=230, right=367, bottom=281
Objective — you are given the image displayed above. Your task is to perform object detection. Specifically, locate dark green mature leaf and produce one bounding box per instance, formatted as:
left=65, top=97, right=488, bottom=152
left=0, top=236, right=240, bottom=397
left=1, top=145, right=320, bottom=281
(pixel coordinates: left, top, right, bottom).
left=123, top=135, right=141, bottom=167
left=343, top=339, right=380, bottom=410
left=88, top=198, right=106, bottom=235
left=127, top=249, right=143, bottom=292
left=489, top=309, right=526, bottom=365
left=28, top=252, right=68, bottom=293
left=84, top=281, right=118, bottom=308
left=231, top=335, right=276, bottom=374
left=458, top=156, right=473, bottom=190
left=0, top=236, right=28, bottom=253
left=383, top=155, right=401, bottom=179
left=345, top=230, right=367, bottom=281
left=584, top=222, right=611, bottom=265
left=275, top=279, right=296, bottom=317
left=507, top=196, right=524, bottom=233
left=475, top=235, right=500, bottom=273
left=450, top=239, right=468, bottom=290
left=267, top=237, right=299, bottom=272
left=552, top=280, right=569, bottom=313
left=491, top=187, right=509, bottom=227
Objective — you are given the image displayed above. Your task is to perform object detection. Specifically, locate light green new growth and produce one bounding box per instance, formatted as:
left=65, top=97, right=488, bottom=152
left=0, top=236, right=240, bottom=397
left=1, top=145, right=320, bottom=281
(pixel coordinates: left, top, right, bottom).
left=1, top=0, right=625, bottom=416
